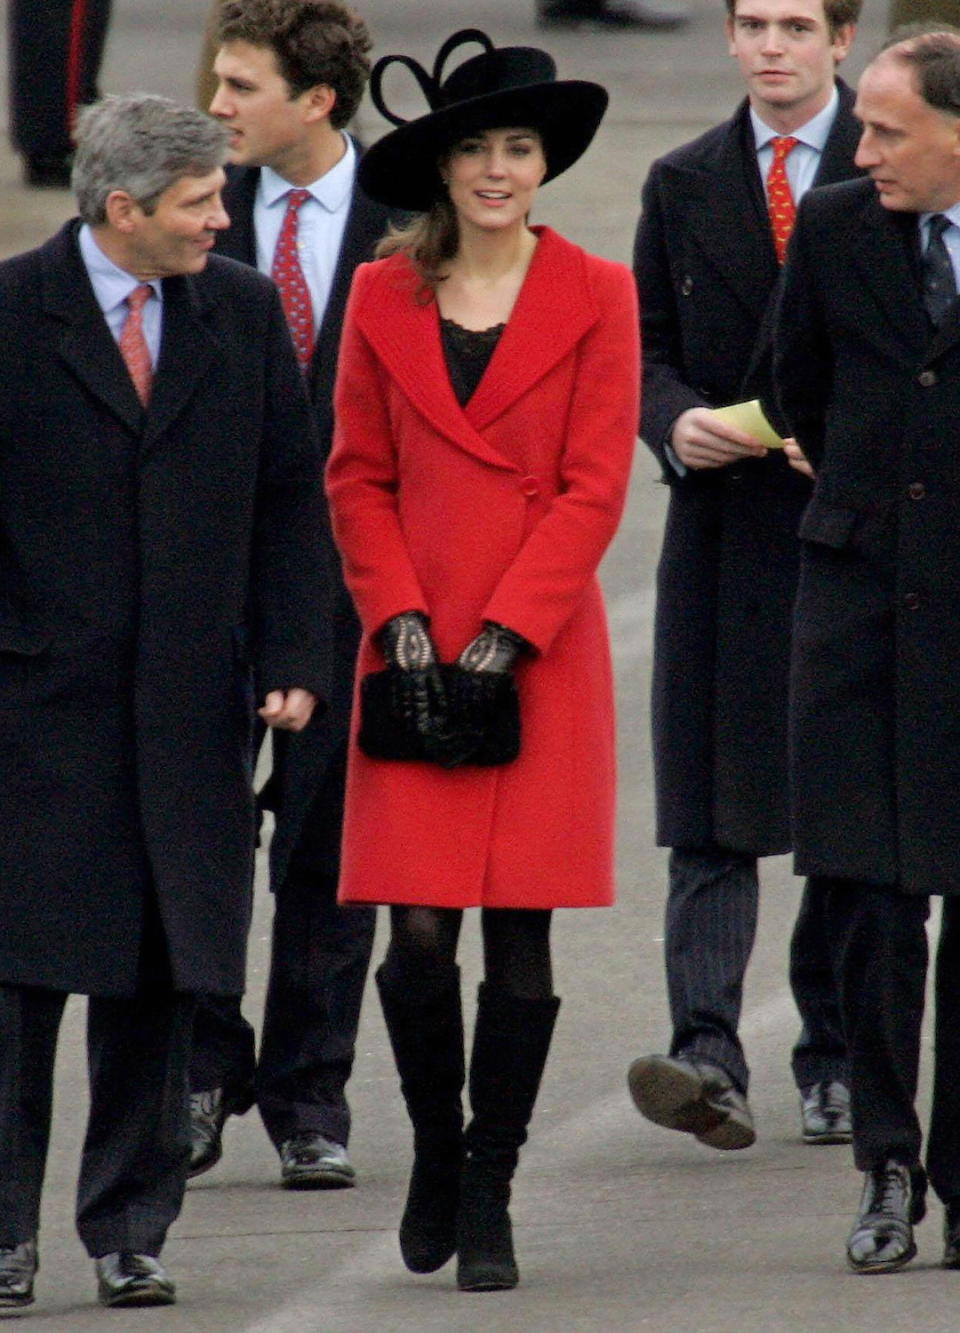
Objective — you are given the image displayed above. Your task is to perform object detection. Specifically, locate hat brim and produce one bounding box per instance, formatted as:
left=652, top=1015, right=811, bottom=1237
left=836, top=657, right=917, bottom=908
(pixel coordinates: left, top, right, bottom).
left=359, top=80, right=608, bottom=212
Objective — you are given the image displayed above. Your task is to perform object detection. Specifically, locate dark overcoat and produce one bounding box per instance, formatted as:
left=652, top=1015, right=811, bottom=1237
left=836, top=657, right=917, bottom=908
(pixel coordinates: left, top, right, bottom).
left=214, top=159, right=396, bottom=883
left=773, top=177, right=960, bottom=893
left=0, top=222, right=333, bottom=996
left=634, top=83, right=862, bottom=855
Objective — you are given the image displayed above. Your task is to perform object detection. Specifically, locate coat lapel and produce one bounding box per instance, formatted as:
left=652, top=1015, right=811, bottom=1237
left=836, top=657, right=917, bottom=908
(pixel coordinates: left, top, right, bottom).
left=668, top=103, right=779, bottom=325
left=356, top=230, right=597, bottom=471
left=465, top=228, right=598, bottom=431
left=813, top=80, right=863, bottom=189
left=41, top=223, right=145, bottom=435
left=141, top=273, right=219, bottom=452
left=848, top=195, right=930, bottom=358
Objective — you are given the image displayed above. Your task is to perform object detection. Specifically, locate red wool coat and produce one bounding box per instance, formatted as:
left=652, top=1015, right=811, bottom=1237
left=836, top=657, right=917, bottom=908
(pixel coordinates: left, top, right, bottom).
left=326, top=226, right=639, bottom=909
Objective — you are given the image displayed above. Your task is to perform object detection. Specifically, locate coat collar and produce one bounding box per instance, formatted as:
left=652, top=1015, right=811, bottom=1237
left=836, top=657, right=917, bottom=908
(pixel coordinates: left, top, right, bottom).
left=41, top=220, right=220, bottom=444
left=353, top=227, right=599, bottom=471
left=663, top=81, right=861, bottom=324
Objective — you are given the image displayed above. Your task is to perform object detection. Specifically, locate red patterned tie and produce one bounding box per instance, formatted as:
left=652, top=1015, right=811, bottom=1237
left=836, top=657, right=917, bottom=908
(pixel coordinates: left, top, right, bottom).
left=271, top=188, right=315, bottom=373
left=119, top=284, right=153, bottom=406
left=767, top=136, right=800, bottom=265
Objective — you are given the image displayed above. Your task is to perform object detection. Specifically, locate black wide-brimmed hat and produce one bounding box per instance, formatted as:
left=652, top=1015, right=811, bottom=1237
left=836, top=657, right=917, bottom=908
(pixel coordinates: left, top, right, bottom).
left=359, top=29, right=608, bottom=212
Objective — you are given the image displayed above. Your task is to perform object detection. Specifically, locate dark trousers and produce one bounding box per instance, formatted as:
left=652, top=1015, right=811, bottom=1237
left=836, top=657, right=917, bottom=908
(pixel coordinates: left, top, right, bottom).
left=665, top=845, right=845, bottom=1094
left=190, top=864, right=375, bottom=1150
left=0, top=967, right=194, bottom=1255
left=7, top=0, right=113, bottom=159
left=821, top=879, right=960, bottom=1203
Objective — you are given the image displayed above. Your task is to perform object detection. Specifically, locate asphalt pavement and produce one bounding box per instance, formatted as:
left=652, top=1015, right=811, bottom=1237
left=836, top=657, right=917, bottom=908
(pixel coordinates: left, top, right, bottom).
left=3, top=2, right=956, bottom=1330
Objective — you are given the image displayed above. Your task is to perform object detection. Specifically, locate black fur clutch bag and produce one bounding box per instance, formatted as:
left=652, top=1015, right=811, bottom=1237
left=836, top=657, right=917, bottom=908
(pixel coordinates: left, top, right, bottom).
left=358, top=664, right=520, bottom=768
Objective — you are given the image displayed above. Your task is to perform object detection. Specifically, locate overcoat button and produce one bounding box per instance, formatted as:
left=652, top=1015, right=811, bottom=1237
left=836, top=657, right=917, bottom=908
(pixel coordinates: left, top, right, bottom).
left=908, top=482, right=926, bottom=500
left=680, top=276, right=694, bottom=296
left=520, top=475, right=540, bottom=497
left=903, top=591, right=921, bottom=610
left=918, top=369, right=937, bottom=387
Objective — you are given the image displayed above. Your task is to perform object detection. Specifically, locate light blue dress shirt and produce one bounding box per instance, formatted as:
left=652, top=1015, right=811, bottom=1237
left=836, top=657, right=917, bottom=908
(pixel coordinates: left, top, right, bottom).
left=919, top=203, right=960, bottom=293
left=254, top=134, right=356, bottom=333
left=751, top=86, right=840, bottom=208
left=77, top=223, right=163, bottom=366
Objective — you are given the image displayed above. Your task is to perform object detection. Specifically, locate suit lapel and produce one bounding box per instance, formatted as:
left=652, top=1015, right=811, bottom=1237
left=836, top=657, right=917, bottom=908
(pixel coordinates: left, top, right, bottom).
left=216, top=167, right=259, bottom=265
left=141, top=274, right=219, bottom=452
left=310, top=180, right=391, bottom=404
left=42, top=223, right=145, bottom=435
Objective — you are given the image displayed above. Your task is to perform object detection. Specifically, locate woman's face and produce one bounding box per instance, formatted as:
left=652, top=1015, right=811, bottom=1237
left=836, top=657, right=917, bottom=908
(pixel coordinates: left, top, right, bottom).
left=442, top=127, right=547, bottom=233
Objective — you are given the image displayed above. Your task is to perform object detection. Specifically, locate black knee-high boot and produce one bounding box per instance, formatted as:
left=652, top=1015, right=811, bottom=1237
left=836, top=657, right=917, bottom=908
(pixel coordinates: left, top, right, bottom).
left=457, top=983, right=561, bottom=1292
left=375, top=962, right=465, bottom=1273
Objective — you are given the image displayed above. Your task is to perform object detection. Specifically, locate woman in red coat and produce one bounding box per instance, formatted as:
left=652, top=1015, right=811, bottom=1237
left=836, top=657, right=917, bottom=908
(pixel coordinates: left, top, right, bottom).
left=326, top=30, right=639, bottom=1293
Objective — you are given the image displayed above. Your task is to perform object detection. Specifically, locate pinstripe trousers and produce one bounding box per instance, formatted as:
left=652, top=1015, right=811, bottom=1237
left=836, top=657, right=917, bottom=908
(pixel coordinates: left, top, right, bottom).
left=665, top=845, right=846, bottom=1095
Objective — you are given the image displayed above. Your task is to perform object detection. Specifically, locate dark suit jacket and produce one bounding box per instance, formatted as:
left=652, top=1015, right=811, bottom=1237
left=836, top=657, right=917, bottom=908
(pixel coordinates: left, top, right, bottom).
left=214, top=155, right=397, bottom=885
left=634, top=82, right=862, bottom=855
left=773, top=176, right=960, bottom=893
left=0, top=222, right=333, bottom=997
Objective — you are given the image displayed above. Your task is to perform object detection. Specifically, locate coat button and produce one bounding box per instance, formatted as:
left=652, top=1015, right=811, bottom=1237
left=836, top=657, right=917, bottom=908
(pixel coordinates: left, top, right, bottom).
left=903, top=591, right=921, bottom=610
left=680, top=276, right=694, bottom=296
left=918, top=369, right=937, bottom=387
left=520, top=475, right=540, bottom=498
left=908, top=481, right=926, bottom=500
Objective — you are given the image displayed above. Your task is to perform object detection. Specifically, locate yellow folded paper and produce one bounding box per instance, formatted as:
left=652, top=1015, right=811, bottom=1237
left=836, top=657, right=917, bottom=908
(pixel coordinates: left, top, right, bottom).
left=712, top=399, right=785, bottom=449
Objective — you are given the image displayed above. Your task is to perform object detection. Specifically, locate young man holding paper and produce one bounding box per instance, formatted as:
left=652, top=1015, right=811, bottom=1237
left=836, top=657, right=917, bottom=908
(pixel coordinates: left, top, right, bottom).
left=627, top=0, right=861, bottom=1152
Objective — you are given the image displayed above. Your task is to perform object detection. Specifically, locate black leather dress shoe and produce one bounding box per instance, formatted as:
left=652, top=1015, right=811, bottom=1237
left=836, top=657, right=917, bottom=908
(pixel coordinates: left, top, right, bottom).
left=0, top=1239, right=37, bottom=1309
left=846, top=1161, right=927, bottom=1274
left=538, top=0, right=690, bottom=29
left=188, top=1086, right=235, bottom=1178
left=95, top=1253, right=176, bottom=1307
left=627, top=1053, right=756, bottom=1149
left=942, top=1199, right=960, bottom=1268
left=800, top=1080, right=852, bottom=1145
left=23, top=152, right=73, bottom=188
left=280, top=1132, right=356, bottom=1189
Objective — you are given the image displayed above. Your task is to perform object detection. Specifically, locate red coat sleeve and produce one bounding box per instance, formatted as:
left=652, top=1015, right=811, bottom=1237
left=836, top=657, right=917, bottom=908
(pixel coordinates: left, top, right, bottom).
left=326, top=264, right=430, bottom=638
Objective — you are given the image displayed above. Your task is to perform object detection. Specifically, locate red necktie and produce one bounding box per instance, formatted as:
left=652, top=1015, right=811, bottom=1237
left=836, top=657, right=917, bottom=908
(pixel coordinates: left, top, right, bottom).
left=767, top=136, right=800, bottom=265
left=271, top=188, right=315, bottom=373
left=119, top=284, right=153, bottom=406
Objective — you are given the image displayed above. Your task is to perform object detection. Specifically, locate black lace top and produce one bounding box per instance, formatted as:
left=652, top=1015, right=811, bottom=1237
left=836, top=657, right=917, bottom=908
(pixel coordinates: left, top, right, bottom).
left=440, top=317, right=506, bottom=407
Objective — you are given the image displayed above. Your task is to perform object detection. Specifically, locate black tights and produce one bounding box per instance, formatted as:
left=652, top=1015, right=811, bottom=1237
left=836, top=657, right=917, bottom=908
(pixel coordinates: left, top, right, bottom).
left=381, top=905, right=553, bottom=1000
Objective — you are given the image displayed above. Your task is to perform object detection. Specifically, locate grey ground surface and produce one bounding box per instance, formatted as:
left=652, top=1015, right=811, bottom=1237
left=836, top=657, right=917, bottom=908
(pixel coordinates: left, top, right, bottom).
left=3, top=2, right=954, bottom=1329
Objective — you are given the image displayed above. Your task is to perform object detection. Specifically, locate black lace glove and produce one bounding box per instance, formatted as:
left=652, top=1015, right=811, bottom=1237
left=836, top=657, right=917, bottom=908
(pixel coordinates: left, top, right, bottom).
left=458, top=622, right=529, bottom=674
left=381, top=611, right=437, bottom=671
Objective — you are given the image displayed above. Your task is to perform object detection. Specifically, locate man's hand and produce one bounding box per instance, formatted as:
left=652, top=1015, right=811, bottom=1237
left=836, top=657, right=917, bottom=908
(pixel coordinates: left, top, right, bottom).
left=258, top=688, right=318, bottom=732
left=783, top=438, right=815, bottom=480
left=671, top=407, right=768, bottom=470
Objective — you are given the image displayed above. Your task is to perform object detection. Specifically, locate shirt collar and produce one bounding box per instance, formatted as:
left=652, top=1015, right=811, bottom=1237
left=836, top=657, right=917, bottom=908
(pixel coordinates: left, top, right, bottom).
left=259, top=134, right=356, bottom=214
left=77, top=223, right=163, bottom=315
left=750, top=85, right=840, bottom=154
left=920, top=201, right=960, bottom=234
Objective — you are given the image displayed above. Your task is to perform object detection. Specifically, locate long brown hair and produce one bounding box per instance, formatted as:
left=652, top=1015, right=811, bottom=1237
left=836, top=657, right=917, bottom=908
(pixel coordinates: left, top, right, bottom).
left=375, top=194, right=459, bottom=295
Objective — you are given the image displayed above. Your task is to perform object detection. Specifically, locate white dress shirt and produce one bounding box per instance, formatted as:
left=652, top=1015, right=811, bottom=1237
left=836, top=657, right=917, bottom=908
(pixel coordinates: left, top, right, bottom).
left=254, top=134, right=356, bottom=333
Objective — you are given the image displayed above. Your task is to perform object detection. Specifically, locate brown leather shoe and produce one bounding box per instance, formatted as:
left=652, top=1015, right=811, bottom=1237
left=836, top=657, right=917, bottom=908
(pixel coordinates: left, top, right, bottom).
left=627, top=1053, right=756, bottom=1150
